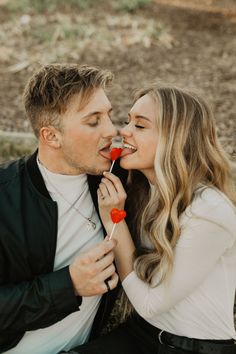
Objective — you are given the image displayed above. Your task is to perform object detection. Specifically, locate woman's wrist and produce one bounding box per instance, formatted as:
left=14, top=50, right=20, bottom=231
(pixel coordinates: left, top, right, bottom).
left=105, top=221, right=115, bottom=236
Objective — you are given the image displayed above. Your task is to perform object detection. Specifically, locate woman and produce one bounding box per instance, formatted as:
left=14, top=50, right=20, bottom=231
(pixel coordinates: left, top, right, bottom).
left=67, top=85, right=236, bottom=354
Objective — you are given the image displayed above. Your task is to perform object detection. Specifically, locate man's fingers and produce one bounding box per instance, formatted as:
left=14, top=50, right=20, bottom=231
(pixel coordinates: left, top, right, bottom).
left=96, top=250, right=114, bottom=272
left=99, top=263, right=116, bottom=283
left=83, top=239, right=116, bottom=263
left=104, top=272, right=119, bottom=292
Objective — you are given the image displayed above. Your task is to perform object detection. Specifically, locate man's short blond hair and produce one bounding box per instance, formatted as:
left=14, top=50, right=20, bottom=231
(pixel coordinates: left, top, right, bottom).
left=23, top=63, right=113, bottom=137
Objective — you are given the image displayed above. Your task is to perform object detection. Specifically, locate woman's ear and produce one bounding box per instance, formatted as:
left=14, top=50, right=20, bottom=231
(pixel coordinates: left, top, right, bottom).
left=39, top=126, right=61, bottom=149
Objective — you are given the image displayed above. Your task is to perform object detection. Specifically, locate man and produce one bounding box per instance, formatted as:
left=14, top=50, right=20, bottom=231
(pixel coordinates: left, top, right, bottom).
left=0, top=64, right=126, bottom=353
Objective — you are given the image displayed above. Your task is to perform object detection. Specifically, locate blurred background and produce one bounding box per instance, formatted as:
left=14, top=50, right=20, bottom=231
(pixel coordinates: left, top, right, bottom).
left=0, top=0, right=235, bottom=165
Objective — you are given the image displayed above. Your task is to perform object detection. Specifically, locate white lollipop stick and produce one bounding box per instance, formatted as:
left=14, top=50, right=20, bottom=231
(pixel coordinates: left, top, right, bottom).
left=109, top=160, right=115, bottom=173
left=109, top=223, right=117, bottom=240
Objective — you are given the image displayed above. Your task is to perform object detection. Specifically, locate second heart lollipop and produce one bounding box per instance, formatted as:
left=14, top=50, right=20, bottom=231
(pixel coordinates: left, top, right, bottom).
left=109, top=208, right=127, bottom=240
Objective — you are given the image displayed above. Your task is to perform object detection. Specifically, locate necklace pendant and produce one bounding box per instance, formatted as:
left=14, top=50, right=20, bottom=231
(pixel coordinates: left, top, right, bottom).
left=87, top=219, right=96, bottom=230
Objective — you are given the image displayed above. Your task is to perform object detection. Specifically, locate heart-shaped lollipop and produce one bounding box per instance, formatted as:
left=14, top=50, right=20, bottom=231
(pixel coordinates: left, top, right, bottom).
left=109, top=146, right=123, bottom=173
left=111, top=148, right=122, bottom=161
left=110, top=208, right=127, bottom=223
left=109, top=208, right=127, bottom=240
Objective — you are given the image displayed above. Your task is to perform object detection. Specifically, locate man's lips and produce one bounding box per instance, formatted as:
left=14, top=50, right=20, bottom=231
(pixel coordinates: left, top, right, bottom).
left=99, top=143, right=112, bottom=160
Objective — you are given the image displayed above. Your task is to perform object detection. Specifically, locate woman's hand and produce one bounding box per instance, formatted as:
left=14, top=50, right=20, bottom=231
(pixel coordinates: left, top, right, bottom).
left=98, top=172, right=135, bottom=281
left=97, top=172, right=127, bottom=234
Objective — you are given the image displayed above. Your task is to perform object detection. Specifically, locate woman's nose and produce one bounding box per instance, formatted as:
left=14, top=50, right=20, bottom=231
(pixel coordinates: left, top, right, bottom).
left=120, top=124, right=132, bottom=137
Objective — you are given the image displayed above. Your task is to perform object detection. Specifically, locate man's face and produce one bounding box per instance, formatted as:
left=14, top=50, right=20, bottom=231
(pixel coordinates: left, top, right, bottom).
left=57, top=88, right=117, bottom=175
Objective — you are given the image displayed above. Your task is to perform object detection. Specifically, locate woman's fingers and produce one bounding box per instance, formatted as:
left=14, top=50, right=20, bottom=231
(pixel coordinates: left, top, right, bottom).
left=101, top=177, right=118, bottom=196
left=98, top=172, right=127, bottom=210
left=103, top=172, right=127, bottom=198
left=99, top=177, right=120, bottom=201
left=98, top=180, right=110, bottom=198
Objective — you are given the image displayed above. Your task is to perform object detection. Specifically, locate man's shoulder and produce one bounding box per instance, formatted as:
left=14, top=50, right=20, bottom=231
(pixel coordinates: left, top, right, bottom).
left=0, top=156, right=27, bottom=185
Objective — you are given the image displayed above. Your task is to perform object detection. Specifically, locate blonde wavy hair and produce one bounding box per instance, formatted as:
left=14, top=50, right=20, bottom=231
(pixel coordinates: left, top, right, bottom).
left=121, top=84, right=236, bottom=317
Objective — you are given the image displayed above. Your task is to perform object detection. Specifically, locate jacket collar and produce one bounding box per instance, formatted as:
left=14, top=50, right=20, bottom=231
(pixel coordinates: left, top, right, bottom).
left=26, top=150, right=51, bottom=199
left=26, top=150, right=102, bottom=215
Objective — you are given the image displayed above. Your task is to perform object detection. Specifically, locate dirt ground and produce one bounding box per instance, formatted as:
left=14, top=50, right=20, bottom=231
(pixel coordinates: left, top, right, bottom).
left=0, top=0, right=235, bottom=163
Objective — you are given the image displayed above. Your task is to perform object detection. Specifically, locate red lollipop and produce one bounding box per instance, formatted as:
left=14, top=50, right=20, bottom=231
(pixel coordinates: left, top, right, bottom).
left=109, top=208, right=126, bottom=240
left=110, top=208, right=126, bottom=223
left=111, top=148, right=122, bottom=161
left=109, top=147, right=123, bottom=173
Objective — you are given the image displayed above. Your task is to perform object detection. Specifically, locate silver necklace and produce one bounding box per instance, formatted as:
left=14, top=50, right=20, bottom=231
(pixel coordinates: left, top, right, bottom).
left=38, top=159, right=97, bottom=230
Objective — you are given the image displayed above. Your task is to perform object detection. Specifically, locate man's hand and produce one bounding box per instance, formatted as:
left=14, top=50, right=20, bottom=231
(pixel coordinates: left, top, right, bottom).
left=69, top=238, right=118, bottom=296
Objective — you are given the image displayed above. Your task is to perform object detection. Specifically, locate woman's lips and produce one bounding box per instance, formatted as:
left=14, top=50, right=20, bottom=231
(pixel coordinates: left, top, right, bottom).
left=120, top=143, right=137, bottom=158
left=121, top=147, right=136, bottom=158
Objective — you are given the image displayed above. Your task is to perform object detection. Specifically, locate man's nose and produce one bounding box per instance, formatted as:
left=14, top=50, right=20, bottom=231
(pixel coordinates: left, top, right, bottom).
left=103, top=119, right=118, bottom=138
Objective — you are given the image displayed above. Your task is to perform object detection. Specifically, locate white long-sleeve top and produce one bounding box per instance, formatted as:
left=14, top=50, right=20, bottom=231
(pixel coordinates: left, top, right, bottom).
left=122, top=187, right=236, bottom=339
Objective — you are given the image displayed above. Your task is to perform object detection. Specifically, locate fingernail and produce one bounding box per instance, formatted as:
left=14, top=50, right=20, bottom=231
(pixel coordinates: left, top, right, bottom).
left=103, top=171, right=108, bottom=176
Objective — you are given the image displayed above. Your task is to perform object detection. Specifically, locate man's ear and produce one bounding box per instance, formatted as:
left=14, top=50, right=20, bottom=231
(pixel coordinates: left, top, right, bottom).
left=39, top=126, right=61, bottom=148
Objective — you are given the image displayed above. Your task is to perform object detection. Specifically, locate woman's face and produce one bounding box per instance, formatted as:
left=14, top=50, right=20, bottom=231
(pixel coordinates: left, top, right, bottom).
left=120, top=94, right=158, bottom=183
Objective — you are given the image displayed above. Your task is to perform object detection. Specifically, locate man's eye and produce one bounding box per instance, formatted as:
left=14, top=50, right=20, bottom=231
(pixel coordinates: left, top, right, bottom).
left=124, top=121, right=130, bottom=125
left=88, top=117, right=100, bottom=127
left=135, top=125, right=145, bottom=129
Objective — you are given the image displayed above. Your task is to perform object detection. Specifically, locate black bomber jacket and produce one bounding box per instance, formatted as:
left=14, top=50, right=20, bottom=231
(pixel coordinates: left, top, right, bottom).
left=0, top=151, right=126, bottom=352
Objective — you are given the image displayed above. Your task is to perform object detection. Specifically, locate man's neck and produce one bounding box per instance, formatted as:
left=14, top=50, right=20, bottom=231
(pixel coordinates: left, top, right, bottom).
left=38, top=146, right=81, bottom=175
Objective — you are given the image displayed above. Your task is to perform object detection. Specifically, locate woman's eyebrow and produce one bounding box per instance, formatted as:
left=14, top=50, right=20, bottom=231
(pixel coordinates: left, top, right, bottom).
left=128, top=113, right=151, bottom=122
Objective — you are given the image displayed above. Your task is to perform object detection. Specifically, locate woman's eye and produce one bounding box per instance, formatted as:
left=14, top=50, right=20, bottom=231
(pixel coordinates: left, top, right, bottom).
left=135, top=125, right=145, bottom=129
left=124, top=121, right=129, bottom=125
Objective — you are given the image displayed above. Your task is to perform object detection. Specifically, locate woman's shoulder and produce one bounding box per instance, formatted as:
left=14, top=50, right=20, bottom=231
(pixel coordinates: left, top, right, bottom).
left=193, top=186, right=235, bottom=211
left=181, top=186, right=236, bottom=237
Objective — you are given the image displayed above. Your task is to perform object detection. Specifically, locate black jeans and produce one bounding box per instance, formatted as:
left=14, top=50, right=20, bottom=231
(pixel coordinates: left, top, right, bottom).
left=61, top=315, right=235, bottom=354
left=61, top=315, right=158, bottom=354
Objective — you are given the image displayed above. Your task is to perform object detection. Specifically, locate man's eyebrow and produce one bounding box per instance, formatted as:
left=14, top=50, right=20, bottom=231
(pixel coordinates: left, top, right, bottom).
left=81, top=107, right=113, bottom=120
left=128, top=113, right=151, bottom=122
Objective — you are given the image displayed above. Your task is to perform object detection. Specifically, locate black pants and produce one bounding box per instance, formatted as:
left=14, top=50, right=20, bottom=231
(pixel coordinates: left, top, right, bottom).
left=69, top=315, right=158, bottom=354
left=62, top=315, right=235, bottom=354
